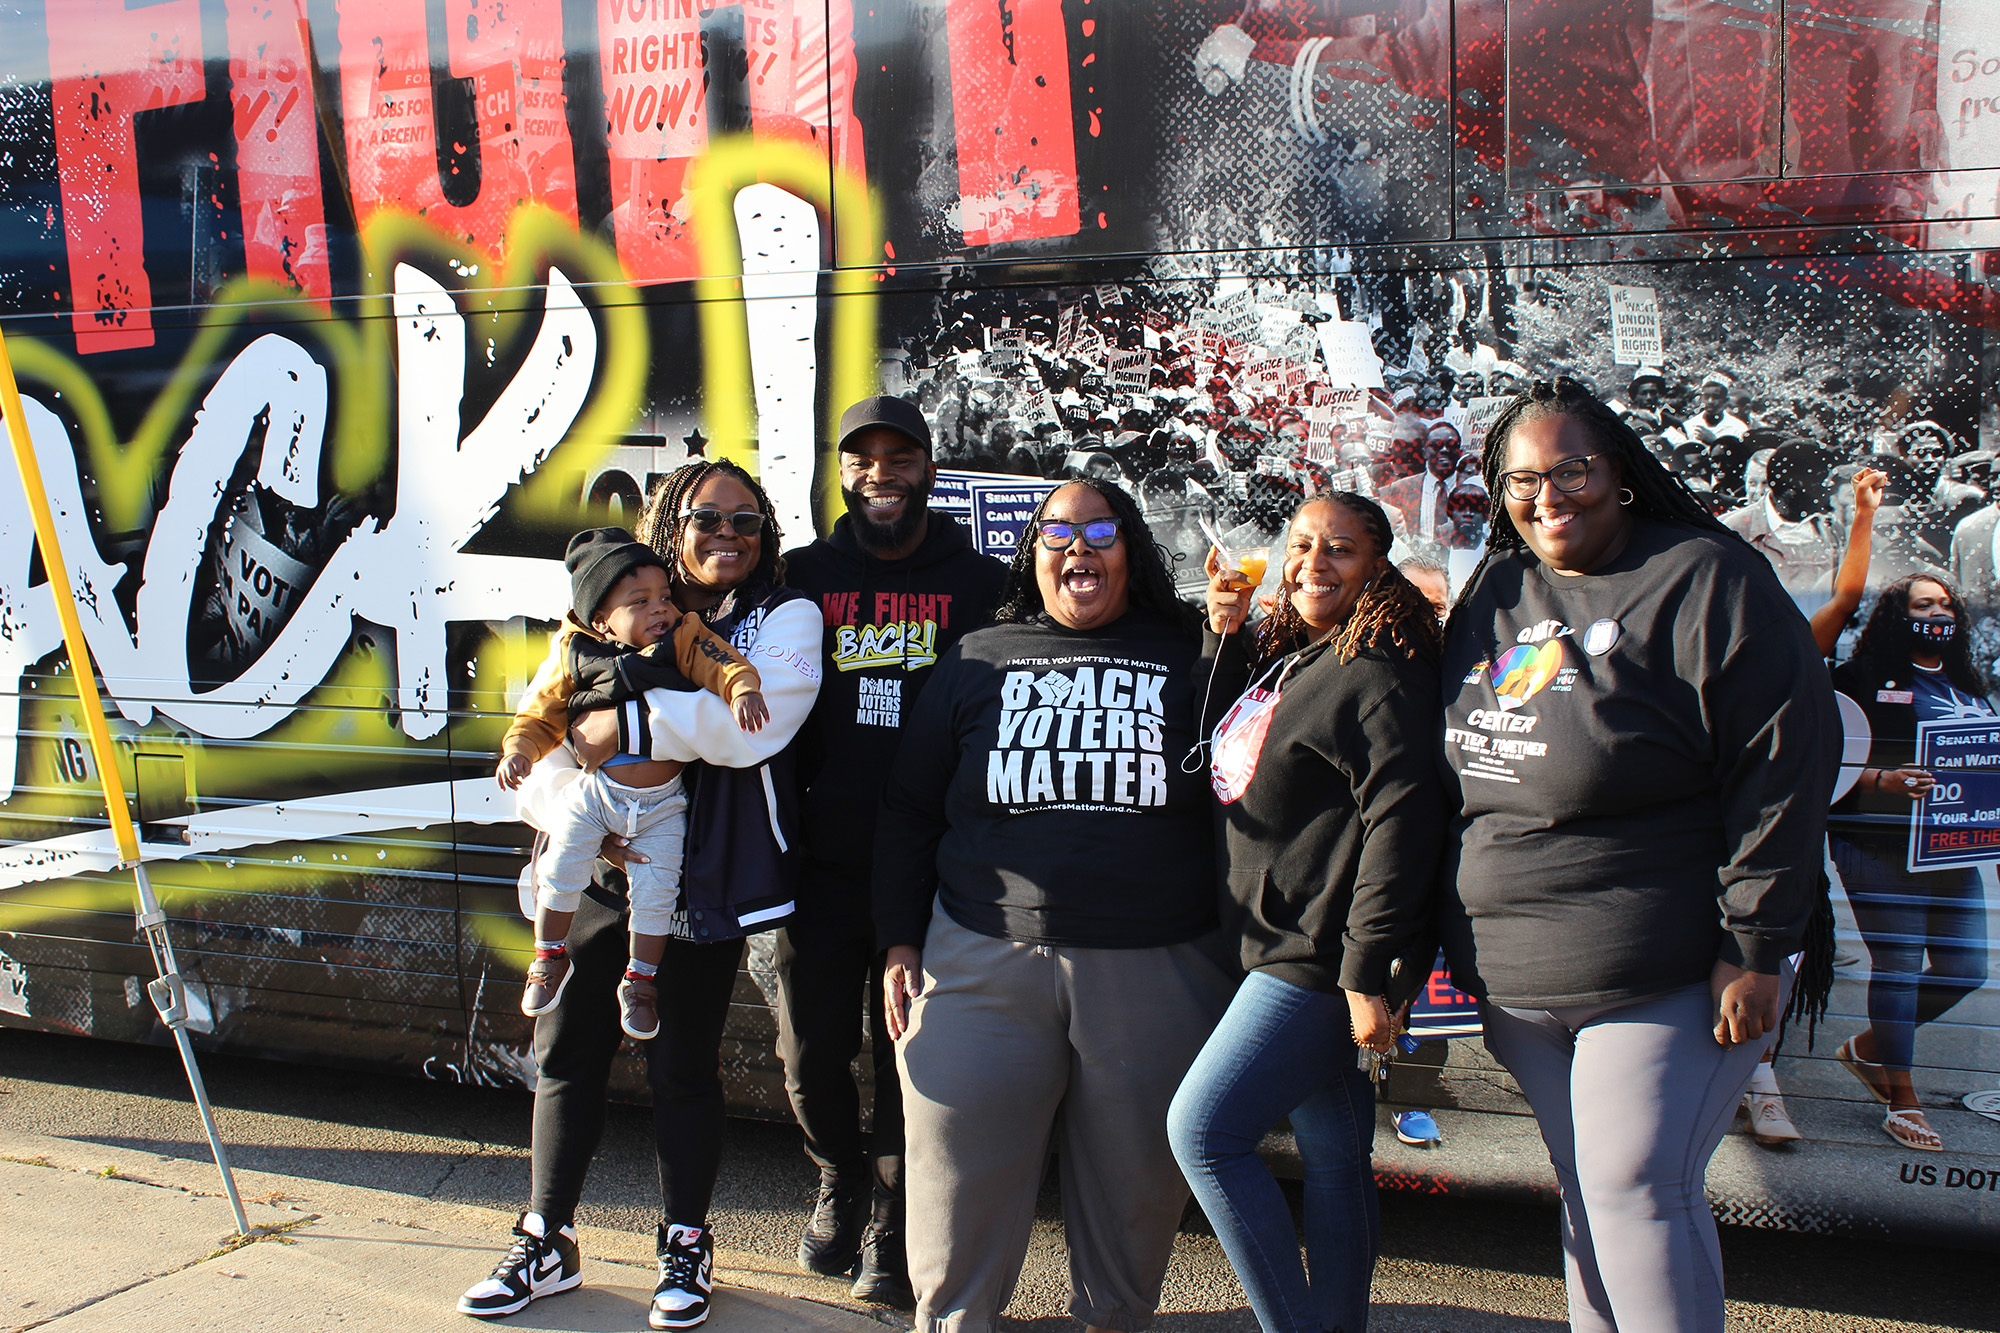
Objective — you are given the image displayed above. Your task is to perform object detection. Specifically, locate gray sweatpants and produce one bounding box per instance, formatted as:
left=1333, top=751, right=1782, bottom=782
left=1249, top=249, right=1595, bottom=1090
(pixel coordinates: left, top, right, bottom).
left=538, top=768, right=687, bottom=937
left=897, top=903, right=1234, bottom=1333
left=1482, top=977, right=1782, bottom=1333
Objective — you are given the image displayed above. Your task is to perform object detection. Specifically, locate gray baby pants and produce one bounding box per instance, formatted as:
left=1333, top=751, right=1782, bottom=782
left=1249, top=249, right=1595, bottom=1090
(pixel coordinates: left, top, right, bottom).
left=537, top=768, right=687, bottom=936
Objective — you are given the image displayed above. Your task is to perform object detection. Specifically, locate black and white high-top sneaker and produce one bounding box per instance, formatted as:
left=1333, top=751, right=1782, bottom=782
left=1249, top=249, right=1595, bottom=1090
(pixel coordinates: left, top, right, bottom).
left=649, top=1222, right=715, bottom=1329
left=457, top=1212, right=582, bottom=1317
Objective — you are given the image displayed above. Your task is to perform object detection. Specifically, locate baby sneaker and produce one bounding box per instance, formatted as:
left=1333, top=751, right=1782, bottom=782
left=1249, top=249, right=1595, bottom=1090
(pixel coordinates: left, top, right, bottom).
left=621, top=972, right=661, bottom=1040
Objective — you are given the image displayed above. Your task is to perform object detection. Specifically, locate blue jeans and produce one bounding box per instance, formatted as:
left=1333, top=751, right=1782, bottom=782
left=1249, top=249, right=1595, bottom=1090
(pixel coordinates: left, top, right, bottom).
left=1830, top=836, right=1989, bottom=1071
left=1168, top=971, right=1377, bottom=1333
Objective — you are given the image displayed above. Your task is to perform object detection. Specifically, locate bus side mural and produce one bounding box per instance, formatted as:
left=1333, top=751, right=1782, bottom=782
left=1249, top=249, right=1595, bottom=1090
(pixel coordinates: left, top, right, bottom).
left=1, top=0, right=1997, bottom=1243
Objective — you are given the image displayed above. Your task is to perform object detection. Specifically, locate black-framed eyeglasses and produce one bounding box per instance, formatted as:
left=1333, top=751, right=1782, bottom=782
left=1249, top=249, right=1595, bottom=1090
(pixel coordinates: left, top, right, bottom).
left=1498, top=455, right=1602, bottom=502
left=1034, top=517, right=1121, bottom=550
left=681, top=507, right=767, bottom=536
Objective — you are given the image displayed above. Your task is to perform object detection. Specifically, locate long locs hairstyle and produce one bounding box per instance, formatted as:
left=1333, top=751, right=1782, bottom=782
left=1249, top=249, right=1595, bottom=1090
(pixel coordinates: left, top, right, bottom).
left=1254, top=492, right=1443, bottom=670
left=1452, top=378, right=1739, bottom=613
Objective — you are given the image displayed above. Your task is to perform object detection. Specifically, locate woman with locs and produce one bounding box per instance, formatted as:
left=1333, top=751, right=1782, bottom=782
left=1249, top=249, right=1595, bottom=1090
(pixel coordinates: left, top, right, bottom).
left=1826, top=571, right=1992, bottom=1153
left=1440, top=380, right=1836, bottom=1333
left=873, top=478, right=1235, bottom=1333
left=458, top=459, right=823, bottom=1332
left=1169, top=492, right=1446, bottom=1333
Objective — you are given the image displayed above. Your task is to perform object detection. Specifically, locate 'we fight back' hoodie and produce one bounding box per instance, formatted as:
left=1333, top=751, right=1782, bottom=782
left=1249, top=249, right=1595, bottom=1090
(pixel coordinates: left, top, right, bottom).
left=784, top=511, right=1006, bottom=880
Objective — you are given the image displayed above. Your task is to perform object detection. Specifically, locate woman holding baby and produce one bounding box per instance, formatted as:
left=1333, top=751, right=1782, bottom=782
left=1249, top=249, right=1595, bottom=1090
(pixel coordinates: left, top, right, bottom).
left=459, top=458, right=822, bottom=1331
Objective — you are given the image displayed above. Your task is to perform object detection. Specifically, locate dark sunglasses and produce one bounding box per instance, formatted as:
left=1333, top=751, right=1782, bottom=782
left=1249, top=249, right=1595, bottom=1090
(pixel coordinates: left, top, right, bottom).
left=1035, top=517, right=1121, bottom=550
left=681, top=507, right=767, bottom=536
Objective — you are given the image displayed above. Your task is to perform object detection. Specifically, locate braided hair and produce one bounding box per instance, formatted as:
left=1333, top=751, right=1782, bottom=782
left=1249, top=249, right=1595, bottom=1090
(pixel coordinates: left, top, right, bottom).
left=1453, top=378, right=1739, bottom=611
left=992, top=479, right=1202, bottom=637
left=633, top=458, right=786, bottom=605
left=1253, top=493, right=1444, bottom=670
left=1848, top=572, right=1985, bottom=695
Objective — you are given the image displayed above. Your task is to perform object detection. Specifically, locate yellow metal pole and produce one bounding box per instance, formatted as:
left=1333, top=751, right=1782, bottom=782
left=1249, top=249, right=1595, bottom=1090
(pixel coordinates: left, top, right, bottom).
left=0, top=331, right=140, bottom=865
left=0, top=326, right=249, bottom=1235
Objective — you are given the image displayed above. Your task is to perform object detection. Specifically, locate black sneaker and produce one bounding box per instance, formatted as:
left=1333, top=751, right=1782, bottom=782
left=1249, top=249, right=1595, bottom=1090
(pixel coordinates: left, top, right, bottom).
left=649, top=1223, right=714, bottom=1329
left=457, top=1213, right=582, bottom=1317
left=796, top=1166, right=866, bottom=1276
left=850, top=1189, right=914, bottom=1309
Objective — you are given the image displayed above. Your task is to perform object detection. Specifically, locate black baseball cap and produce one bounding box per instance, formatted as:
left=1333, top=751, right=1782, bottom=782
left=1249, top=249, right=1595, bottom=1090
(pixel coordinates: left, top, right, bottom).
left=837, top=395, right=932, bottom=454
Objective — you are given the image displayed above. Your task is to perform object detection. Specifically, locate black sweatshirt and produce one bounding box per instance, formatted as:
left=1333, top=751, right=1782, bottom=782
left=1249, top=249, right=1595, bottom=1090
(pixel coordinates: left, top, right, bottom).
left=1202, top=628, right=1445, bottom=995
left=873, top=610, right=1216, bottom=950
left=1440, top=520, right=1836, bottom=1008
left=783, top=512, right=1007, bottom=882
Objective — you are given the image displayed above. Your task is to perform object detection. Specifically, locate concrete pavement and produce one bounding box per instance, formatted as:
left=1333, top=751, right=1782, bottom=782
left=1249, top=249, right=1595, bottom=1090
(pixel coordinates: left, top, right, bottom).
left=7, top=1025, right=1999, bottom=1333
left=1, top=1130, right=901, bottom=1333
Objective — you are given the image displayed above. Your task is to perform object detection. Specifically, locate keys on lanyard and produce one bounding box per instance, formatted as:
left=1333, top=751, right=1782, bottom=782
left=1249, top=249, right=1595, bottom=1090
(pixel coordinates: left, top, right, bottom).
left=1357, top=1032, right=1423, bottom=1084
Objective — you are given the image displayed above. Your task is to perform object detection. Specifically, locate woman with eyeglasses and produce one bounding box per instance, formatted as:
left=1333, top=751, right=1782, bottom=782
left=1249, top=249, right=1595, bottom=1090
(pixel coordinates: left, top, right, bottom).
left=461, top=459, right=823, bottom=1330
left=1440, top=382, right=1836, bottom=1333
left=1168, top=492, right=1445, bottom=1333
left=874, top=479, right=1234, bottom=1333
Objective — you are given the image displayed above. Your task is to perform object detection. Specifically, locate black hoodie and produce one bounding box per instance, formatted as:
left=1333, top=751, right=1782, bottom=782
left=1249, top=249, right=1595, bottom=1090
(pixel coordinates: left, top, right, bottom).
left=1201, top=627, right=1446, bottom=996
left=784, top=510, right=1008, bottom=887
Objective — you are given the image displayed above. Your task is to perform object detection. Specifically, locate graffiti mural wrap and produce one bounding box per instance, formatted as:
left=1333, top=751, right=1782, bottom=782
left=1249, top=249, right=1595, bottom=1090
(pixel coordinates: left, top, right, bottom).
left=1, top=0, right=1998, bottom=1243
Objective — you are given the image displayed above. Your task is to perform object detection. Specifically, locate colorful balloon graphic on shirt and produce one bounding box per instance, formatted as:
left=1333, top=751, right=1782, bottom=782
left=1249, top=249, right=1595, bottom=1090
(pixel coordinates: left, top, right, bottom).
left=1491, top=641, right=1564, bottom=711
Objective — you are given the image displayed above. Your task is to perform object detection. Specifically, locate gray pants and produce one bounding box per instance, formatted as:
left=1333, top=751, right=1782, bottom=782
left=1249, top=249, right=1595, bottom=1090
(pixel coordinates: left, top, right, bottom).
left=538, top=769, right=686, bottom=937
left=898, top=903, right=1233, bottom=1333
left=1482, top=978, right=1780, bottom=1333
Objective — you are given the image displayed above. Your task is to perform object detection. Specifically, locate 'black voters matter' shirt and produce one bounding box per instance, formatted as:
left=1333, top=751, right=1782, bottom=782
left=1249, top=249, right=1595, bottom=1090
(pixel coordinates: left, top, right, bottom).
left=1439, top=520, right=1836, bottom=1009
left=873, top=610, right=1215, bottom=950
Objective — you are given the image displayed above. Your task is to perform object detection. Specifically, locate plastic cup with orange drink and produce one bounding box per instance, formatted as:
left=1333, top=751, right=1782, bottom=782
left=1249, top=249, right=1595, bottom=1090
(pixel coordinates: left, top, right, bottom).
left=1225, top=549, right=1267, bottom=590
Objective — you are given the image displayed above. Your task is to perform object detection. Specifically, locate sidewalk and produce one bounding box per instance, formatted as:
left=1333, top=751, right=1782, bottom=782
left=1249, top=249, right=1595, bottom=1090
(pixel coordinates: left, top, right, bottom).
left=0, top=1129, right=904, bottom=1333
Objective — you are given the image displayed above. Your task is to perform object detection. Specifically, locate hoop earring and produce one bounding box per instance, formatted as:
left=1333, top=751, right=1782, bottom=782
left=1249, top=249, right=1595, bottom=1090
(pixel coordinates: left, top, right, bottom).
left=1618, top=488, right=1634, bottom=506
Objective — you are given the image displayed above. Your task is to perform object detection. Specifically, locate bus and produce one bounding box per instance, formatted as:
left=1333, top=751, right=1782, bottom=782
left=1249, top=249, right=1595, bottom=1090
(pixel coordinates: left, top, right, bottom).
left=1, top=0, right=1995, bottom=1248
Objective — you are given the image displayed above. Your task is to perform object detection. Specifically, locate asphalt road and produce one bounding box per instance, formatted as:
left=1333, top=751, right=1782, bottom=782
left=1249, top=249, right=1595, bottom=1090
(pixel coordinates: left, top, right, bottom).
left=2, top=1028, right=1992, bottom=1333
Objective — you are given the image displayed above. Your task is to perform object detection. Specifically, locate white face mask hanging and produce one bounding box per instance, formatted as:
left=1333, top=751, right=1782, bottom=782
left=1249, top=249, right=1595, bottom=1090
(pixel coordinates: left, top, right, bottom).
left=1207, top=654, right=1302, bottom=803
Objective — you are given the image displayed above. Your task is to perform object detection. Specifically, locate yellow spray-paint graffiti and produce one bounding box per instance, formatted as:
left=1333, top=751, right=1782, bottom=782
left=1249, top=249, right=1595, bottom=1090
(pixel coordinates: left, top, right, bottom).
left=6, top=205, right=649, bottom=534
left=0, top=140, right=886, bottom=961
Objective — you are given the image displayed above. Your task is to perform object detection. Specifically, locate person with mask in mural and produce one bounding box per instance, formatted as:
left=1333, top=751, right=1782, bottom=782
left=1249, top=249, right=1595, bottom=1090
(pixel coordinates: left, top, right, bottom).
left=495, top=527, right=769, bottom=1040
left=1441, top=380, right=1835, bottom=1333
left=775, top=397, right=1006, bottom=1309
left=1827, top=573, right=1993, bottom=1153
left=460, top=459, right=823, bottom=1331
left=1706, top=463, right=1897, bottom=1152
left=873, top=479, right=1233, bottom=1333
left=1169, top=491, right=1445, bottom=1333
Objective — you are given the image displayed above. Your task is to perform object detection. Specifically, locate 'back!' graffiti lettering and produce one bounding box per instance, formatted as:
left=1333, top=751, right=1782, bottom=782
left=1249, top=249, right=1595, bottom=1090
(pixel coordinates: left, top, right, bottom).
left=0, top=263, right=595, bottom=800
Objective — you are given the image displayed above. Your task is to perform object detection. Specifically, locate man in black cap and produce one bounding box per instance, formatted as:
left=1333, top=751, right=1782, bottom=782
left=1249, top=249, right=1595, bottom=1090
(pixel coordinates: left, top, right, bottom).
left=775, top=395, right=1008, bottom=1308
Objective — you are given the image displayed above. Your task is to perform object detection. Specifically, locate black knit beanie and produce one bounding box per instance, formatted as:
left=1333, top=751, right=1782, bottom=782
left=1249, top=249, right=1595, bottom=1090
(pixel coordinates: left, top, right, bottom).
left=567, top=527, right=666, bottom=625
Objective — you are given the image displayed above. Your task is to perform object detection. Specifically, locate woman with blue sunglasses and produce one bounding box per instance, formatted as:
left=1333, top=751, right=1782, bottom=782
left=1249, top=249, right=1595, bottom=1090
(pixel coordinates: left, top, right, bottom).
left=874, top=478, right=1233, bottom=1333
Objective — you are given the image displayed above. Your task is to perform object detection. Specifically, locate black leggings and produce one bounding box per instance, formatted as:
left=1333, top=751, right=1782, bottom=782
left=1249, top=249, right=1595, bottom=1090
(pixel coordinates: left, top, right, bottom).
left=529, top=883, right=746, bottom=1230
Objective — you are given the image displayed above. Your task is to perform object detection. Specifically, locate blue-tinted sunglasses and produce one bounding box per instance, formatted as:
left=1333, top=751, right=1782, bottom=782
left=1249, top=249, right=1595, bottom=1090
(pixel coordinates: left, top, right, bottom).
left=1035, top=517, right=1122, bottom=550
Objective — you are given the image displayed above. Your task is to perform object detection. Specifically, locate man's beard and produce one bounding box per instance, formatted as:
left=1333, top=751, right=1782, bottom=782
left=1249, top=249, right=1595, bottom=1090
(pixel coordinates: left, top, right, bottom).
left=843, top=479, right=931, bottom=553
